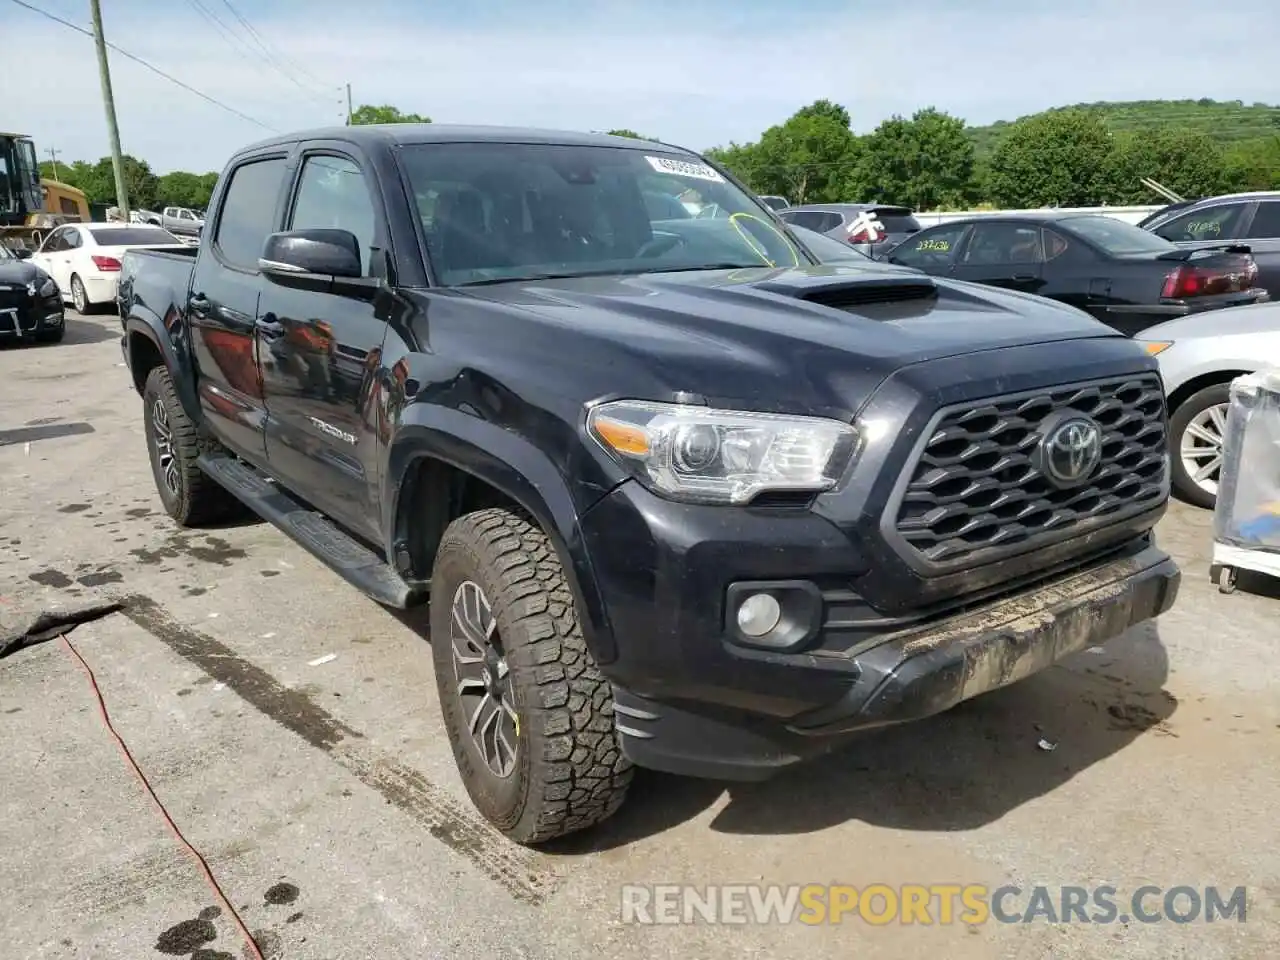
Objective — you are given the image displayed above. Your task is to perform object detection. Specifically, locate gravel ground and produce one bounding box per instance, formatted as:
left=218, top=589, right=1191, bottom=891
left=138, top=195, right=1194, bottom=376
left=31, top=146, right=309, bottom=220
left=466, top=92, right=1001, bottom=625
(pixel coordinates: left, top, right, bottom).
left=1, top=310, right=1276, bottom=960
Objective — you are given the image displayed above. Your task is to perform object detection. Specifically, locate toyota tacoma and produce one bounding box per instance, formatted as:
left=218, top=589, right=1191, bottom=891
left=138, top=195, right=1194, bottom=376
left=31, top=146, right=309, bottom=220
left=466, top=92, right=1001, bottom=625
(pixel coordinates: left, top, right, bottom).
left=117, top=125, right=1181, bottom=844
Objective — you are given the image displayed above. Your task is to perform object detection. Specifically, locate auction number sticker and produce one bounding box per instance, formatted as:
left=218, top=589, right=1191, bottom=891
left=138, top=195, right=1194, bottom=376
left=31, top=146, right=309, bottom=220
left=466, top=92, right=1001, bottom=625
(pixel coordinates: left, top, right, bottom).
left=646, top=155, right=725, bottom=182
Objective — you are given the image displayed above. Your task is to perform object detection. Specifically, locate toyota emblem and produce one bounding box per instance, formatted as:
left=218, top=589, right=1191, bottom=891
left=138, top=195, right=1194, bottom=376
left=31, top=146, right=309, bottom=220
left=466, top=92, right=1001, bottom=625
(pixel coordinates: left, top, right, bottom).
left=1038, top=415, right=1103, bottom=487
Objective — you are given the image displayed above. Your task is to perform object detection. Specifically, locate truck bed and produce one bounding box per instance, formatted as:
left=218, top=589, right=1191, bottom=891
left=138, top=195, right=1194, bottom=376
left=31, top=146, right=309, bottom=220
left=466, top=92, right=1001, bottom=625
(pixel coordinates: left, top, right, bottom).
left=118, top=245, right=197, bottom=328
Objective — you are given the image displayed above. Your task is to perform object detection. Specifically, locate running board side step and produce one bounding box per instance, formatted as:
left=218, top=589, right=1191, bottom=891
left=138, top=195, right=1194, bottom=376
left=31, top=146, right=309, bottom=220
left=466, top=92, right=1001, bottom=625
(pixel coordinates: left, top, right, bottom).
left=197, top=453, right=422, bottom=609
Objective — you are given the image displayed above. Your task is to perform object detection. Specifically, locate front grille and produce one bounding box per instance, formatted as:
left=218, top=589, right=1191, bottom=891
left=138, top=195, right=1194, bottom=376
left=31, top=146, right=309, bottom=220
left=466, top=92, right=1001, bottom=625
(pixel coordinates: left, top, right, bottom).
left=892, top=374, right=1167, bottom=568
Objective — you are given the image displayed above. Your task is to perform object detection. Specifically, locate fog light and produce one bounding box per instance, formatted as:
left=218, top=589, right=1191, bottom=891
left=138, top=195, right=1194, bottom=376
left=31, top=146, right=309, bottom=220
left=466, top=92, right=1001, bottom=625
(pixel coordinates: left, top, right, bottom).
left=736, top=592, right=782, bottom=638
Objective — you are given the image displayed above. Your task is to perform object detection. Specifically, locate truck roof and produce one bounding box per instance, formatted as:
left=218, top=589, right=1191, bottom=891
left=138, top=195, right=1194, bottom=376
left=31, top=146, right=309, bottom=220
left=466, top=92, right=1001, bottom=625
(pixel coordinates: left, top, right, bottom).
left=235, top=123, right=686, bottom=157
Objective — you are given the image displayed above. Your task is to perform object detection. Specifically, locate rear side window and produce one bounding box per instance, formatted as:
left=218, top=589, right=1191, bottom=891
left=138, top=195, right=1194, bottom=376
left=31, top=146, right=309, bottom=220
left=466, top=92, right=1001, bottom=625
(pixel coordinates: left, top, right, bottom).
left=215, top=157, right=287, bottom=269
left=963, top=222, right=1044, bottom=264
left=1245, top=200, right=1280, bottom=239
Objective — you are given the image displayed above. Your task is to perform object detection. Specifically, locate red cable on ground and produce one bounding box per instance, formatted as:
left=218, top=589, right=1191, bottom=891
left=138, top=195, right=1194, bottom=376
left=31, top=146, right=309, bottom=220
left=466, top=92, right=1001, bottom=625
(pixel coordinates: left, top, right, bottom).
left=59, top=633, right=266, bottom=960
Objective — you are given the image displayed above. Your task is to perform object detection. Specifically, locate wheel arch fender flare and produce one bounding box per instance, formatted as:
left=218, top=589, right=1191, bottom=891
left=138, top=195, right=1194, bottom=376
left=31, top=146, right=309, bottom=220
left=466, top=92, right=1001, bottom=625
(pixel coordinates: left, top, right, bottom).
left=124, top=312, right=200, bottom=425
left=385, top=407, right=618, bottom=664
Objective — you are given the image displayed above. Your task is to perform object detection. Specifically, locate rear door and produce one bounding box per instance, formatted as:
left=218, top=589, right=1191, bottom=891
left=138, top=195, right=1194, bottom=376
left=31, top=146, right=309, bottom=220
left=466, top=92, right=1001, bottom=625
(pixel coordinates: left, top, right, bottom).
left=1240, top=198, right=1280, bottom=298
left=30, top=227, right=71, bottom=293
left=188, top=151, right=290, bottom=465
left=949, top=220, right=1047, bottom=294
left=257, top=146, right=389, bottom=540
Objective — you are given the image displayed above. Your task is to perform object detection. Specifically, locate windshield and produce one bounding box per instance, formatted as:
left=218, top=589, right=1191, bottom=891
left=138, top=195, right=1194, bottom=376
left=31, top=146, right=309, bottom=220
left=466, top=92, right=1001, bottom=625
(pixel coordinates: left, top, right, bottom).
left=88, top=226, right=180, bottom=245
left=1064, top=215, right=1175, bottom=255
left=399, top=142, right=810, bottom=285
left=0, top=245, right=14, bottom=260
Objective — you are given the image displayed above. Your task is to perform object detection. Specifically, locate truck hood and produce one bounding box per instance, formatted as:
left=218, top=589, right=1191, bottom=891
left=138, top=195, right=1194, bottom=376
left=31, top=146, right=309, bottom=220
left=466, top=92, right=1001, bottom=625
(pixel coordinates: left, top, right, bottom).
left=457, top=263, right=1117, bottom=361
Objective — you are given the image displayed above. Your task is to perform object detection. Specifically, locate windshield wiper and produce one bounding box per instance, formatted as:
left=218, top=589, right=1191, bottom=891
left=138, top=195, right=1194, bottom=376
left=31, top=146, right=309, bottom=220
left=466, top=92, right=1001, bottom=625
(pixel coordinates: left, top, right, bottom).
left=629, top=262, right=772, bottom=275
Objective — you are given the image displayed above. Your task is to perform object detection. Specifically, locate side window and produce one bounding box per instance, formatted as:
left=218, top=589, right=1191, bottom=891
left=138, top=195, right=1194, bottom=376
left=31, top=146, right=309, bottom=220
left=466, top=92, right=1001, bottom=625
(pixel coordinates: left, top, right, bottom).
left=1043, top=227, right=1073, bottom=262
left=64, top=228, right=83, bottom=250
left=891, top=222, right=969, bottom=267
left=214, top=157, right=287, bottom=270
left=815, top=212, right=845, bottom=232
left=780, top=210, right=819, bottom=230
left=962, top=222, right=1044, bottom=265
left=1245, top=201, right=1280, bottom=240
left=1154, top=202, right=1248, bottom=242
left=289, top=155, right=377, bottom=275
left=39, top=228, right=65, bottom=253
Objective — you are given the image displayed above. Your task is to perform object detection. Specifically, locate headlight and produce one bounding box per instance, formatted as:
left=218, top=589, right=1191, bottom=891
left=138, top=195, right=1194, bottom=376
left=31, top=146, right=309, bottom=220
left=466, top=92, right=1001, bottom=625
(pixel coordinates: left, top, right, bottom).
left=37, top=277, right=57, bottom=298
left=587, top=400, right=859, bottom=505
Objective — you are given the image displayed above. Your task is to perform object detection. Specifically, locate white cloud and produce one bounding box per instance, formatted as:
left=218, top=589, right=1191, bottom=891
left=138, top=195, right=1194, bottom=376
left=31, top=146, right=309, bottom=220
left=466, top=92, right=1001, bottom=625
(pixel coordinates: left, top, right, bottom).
left=2, top=0, right=1276, bottom=174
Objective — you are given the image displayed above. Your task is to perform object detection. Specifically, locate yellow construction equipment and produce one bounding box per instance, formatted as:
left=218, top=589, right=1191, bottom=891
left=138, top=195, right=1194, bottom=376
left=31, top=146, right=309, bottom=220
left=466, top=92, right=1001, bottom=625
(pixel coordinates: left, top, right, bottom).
left=1, top=131, right=90, bottom=253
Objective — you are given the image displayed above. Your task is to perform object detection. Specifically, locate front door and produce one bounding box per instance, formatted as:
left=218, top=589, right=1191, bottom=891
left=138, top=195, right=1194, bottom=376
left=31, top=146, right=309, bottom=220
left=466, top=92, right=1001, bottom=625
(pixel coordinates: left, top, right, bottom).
left=949, top=221, right=1047, bottom=295
left=258, top=149, right=388, bottom=541
left=187, top=153, right=289, bottom=465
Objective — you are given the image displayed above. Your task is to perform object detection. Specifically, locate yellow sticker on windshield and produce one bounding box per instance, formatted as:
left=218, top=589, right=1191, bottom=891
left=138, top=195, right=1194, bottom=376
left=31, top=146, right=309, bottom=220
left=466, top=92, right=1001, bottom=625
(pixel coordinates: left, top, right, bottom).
left=917, top=238, right=950, bottom=252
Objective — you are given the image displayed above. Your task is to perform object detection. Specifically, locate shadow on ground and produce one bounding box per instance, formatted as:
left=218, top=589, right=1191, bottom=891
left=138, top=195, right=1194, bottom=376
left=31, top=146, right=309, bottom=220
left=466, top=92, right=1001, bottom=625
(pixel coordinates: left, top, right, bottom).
left=545, top=623, right=1173, bottom=852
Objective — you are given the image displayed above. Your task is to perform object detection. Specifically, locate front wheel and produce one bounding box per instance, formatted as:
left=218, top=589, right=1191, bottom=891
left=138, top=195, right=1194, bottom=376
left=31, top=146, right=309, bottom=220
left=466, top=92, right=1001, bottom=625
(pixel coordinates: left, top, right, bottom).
left=1168, top=382, right=1231, bottom=510
left=430, top=508, right=633, bottom=844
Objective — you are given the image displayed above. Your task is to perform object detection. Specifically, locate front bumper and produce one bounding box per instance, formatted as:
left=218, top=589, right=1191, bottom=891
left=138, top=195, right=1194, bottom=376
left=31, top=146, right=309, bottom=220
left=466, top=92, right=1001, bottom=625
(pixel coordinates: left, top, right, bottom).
left=0, top=293, right=65, bottom=339
left=585, top=482, right=1179, bottom=781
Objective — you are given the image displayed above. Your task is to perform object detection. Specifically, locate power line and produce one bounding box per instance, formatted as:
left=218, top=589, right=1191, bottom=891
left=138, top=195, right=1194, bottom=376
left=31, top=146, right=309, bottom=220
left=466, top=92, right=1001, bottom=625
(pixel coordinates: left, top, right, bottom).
left=184, top=0, right=331, bottom=108
left=216, top=0, right=332, bottom=94
left=7, top=0, right=277, bottom=132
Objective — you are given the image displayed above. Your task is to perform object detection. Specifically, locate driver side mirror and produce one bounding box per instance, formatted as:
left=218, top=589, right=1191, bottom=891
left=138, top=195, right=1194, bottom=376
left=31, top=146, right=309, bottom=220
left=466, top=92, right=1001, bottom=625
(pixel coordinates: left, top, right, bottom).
left=259, top=228, right=375, bottom=298
left=13, top=248, right=32, bottom=260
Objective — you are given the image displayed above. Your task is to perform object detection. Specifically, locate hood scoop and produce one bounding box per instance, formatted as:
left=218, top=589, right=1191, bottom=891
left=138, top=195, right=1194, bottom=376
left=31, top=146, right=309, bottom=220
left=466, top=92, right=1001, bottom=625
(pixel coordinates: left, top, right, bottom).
left=754, top=274, right=939, bottom=311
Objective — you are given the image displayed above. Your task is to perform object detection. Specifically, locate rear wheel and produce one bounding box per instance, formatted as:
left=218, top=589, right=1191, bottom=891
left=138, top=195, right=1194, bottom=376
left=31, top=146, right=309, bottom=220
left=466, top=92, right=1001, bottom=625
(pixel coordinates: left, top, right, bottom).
left=1168, top=382, right=1231, bottom=510
left=70, top=274, right=90, bottom=314
left=430, top=508, right=633, bottom=844
left=142, top=366, right=241, bottom=526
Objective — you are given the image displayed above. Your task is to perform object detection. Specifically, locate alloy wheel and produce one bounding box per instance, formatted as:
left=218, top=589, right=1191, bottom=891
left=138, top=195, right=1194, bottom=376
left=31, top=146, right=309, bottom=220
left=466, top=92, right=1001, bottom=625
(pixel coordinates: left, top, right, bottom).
left=1180, top=402, right=1227, bottom=498
left=151, top=397, right=180, bottom=496
left=450, top=579, right=519, bottom=778
left=72, top=278, right=86, bottom=313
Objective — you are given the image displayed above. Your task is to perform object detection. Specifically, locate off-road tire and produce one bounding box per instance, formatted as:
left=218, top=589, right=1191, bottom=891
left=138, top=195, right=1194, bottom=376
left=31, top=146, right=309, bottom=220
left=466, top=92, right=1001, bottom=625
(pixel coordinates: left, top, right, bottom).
left=1168, top=382, right=1231, bottom=510
left=430, top=508, right=633, bottom=844
left=142, top=366, right=241, bottom=526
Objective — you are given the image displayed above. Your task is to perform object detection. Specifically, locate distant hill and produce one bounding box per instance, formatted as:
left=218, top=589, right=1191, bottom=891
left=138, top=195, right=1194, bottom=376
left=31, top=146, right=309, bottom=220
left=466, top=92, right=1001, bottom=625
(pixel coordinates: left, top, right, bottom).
left=966, top=99, right=1280, bottom=159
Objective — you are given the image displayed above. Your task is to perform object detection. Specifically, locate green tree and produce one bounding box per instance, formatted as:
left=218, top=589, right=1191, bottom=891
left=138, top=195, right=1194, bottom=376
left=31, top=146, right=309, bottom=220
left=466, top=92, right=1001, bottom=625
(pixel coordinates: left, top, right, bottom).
left=704, top=141, right=760, bottom=186
left=606, top=128, right=648, bottom=139
left=348, top=104, right=430, bottom=125
left=1224, top=136, right=1280, bottom=191
left=852, top=108, right=976, bottom=210
left=746, top=101, right=860, bottom=203
left=987, top=109, right=1117, bottom=207
left=1108, top=130, right=1230, bottom=203
left=156, top=170, right=219, bottom=209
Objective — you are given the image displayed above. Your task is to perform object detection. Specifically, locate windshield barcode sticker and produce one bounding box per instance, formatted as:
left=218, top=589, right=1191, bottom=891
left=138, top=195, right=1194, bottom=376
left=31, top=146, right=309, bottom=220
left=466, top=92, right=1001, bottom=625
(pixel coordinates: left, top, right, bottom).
left=646, top=156, right=725, bottom=182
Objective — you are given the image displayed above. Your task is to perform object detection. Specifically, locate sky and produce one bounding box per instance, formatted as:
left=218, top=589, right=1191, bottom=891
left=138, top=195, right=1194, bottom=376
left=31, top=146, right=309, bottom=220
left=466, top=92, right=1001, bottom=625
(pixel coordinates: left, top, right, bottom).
left=2, top=0, right=1277, bottom=175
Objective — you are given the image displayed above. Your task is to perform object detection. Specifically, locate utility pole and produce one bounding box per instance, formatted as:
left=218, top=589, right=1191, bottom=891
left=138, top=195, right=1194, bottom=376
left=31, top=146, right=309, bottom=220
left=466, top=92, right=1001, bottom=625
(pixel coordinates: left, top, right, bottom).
left=346, top=83, right=353, bottom=126
left=46, top=147, right=62, bottom=183
left=89, top=0, right=130, bottom=220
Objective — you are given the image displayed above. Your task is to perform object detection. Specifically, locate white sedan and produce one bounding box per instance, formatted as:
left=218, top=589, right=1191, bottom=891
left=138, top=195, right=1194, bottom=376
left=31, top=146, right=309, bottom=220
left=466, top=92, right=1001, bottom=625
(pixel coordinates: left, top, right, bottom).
left=29, top=222, right=186, bottom=314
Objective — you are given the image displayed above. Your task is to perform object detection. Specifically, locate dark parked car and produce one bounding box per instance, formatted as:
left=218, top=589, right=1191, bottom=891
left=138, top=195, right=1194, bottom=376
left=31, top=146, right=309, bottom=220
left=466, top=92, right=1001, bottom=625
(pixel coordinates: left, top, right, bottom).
left=118, top=124, right=1180, bottom=844
left=882, top=213, right=1269, bottom=336
left=1141, top=191, right=1280, bottom=299
left=0, top=244, right=64, bottom=344
left=778, top=203, right=921, bottom=258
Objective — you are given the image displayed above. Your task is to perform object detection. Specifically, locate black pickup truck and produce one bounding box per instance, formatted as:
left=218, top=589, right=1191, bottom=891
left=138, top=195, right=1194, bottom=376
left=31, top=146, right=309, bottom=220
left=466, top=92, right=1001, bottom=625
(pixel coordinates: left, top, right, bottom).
left=118, top=125, right=1181, bottom=844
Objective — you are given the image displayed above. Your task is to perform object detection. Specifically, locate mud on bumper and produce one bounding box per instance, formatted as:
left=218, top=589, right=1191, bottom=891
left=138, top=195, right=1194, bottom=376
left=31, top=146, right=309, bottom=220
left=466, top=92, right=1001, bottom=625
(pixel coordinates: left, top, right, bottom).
left=612, top=544, right=1180, bottom=781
